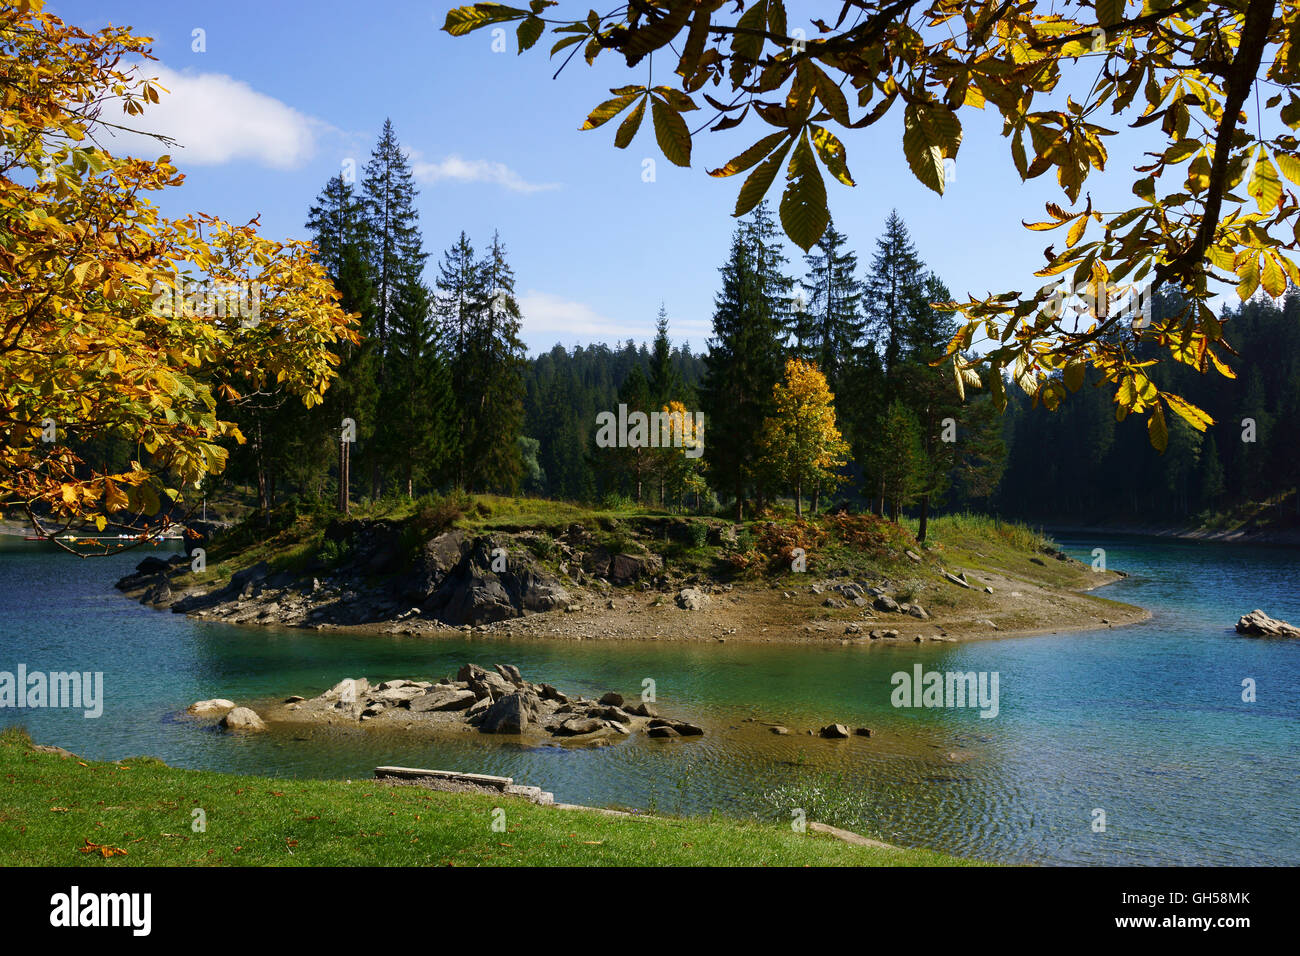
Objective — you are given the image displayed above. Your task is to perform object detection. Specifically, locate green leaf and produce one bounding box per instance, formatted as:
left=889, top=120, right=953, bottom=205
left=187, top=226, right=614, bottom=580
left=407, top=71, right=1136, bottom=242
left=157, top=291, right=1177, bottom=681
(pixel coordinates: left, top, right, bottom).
left=443, top=4, right=524, bottom=36
left=1063, top=361, right=1085, bottom=392
left=517, top=16, right=544, bottom=53
left=810, top=125, right=854, bottom=186
left=651, top=98, right=692, bottom=166
left=1147, top=404, right=1168, bottom=452
left=1249, top=152, right=1282, bottom=212
left=734, top=137, right=793, bottom=217
left=614, top=98, right=646, bottom=149
left=1096, top=0, right=1125, bottom=28
left=1276, top=152, right=1300, bottom=187
left=582, top=93, right=640, bottom=131
left=708, top=131, right=788, bottom=178
left=903, top=102, right=961, bottom=194
left=779, top=132, right=829, bottom=251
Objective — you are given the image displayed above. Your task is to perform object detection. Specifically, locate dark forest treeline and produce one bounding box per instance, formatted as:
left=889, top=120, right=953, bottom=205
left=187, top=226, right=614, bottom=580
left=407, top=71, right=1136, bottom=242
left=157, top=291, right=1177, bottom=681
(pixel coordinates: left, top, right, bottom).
left=149, top=120, right=1300, bottom=535
left=997, top=290, right=1300, bottom=522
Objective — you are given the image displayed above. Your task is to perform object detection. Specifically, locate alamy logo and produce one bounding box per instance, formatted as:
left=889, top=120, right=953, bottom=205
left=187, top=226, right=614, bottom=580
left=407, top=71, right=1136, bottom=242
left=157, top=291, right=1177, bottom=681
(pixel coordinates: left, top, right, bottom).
left=595, top=404, right=704, bottom=459
left=151, top=279, right=261, bottom=327
left=50, top=886, right=151, bottom=936
left=0, top=665, right=103, bottom=718
left=890, top=664, right=999, bottom=719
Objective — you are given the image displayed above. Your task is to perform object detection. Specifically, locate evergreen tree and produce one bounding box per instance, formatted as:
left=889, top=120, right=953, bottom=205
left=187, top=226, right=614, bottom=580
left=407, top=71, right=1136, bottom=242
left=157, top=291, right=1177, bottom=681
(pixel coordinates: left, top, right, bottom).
left=361, top=119, right=426, bottom=497
left=648, top=303, right=681, bottom=406
left=362, top=119, right=425, bottom=359
left=305, top=172, right=378, bottom=510
left=438, top=231, right=527, bottom=492
left=799, top=218, right=864, bottom=390
left=700, top=205, right=788, bottom=518
left=864, top=210, right=926, bottom=378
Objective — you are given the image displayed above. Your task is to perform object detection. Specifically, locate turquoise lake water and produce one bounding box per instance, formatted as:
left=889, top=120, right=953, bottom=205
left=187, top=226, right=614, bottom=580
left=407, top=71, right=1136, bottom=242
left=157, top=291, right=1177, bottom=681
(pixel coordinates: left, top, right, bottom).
left=0, top=533, right=1296, bottom=865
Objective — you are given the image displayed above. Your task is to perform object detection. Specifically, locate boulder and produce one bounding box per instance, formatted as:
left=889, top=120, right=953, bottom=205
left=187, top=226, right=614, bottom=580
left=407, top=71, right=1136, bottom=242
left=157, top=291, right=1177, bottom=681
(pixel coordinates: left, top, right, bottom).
left=187, top=698, right=236, bottom=716
left=553, top=717, right=603, bottom=736
left=770, top=726, right=790, bottom=735
left=647, top=725, right=680, bottom=738
left=819, top=723, right=850, bottom=739
left=478, top=692, right=534, bottom=734
left=135, top=556, right=171, bottom=575
left=467, top=671, right=514, bottom=701
left=609, top=552, right=663, bottom=584
left=676, top=587, right=710, bottom=611
left=942, top=570, right=971, bottom=589
left=141, top=579, right=172, bottom=605
left=598, top=691, right=625, bottom=707
left=872, top=595, right=900, bottom=613
left=220, top=707, right=267, bottom=732
left=408, top=687, right=477, bottom=712
left=494, top=663, right=524, bottom=686
left=1235, top=609, right=1300, bottom=638
left=324, top=677, right=370, bottom=704
left=457, top=663, right=489, bottom=682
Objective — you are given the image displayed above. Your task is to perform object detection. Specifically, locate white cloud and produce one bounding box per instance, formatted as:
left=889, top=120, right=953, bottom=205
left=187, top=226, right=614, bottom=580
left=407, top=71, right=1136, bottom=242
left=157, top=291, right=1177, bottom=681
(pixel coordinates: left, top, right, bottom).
left=519, top=290, right=710, bottom=349
left=104, top=64, right=321, bottom=169
left=412, top=154, right=559, bottom=193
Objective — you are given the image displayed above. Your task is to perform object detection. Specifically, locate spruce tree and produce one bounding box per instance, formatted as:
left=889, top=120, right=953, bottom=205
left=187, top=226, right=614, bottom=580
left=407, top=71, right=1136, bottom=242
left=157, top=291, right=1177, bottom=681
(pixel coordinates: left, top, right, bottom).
left=648, top=303, right=680, bottom=407
left=305, top=172, right=378, bottom=509
left=800, top=218, right=864, bottom=389
left=700, top=204, right=788, bottom=517
left=864, top=210, right=926, bottom=379
left=361, top=119, right=427, bottom=497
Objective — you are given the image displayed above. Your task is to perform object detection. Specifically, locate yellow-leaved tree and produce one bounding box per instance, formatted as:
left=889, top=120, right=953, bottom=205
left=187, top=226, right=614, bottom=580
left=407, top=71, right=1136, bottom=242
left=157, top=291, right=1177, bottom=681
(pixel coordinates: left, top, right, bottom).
left=0, top=1, right=359, bottom=550
left=757, top=359, right=849, bottom=516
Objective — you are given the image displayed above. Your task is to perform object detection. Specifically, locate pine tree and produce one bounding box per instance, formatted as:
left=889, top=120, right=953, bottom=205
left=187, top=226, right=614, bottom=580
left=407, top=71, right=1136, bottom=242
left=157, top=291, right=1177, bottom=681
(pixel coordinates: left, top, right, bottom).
left=700, top=205, right=788, bottom=518
left=799, top=218, right=864, bottom=390
left=362, top=119, right=425, bottom=359
left=386, top=264, right=454, bottom=495
left=361, top=119, right=426, bottom=498
left=648, top=303, right=680, bottom=407
left=305, top=172, right=377, bottom=510
left=864, top=210, right=926, bottom=378
left=439, top=231, right=526, bottom=492
left=435, top=231, right=483, bottom=489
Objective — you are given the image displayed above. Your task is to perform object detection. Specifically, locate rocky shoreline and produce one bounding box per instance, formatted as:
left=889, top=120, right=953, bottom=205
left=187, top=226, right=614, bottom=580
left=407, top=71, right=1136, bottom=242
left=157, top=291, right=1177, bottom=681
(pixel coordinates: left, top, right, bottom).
left=187, top=663, right=706, bottom=745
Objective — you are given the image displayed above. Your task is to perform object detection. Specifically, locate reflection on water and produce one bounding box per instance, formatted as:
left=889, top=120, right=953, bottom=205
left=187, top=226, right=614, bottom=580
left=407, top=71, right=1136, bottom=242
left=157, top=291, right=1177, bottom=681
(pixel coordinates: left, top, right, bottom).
left=1, top=534, right=1297, bottom=865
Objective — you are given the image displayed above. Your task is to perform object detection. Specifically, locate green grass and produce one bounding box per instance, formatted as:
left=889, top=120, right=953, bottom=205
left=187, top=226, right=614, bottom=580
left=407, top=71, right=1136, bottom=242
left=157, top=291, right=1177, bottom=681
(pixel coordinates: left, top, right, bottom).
left=0, top=729, right=975, bottom=867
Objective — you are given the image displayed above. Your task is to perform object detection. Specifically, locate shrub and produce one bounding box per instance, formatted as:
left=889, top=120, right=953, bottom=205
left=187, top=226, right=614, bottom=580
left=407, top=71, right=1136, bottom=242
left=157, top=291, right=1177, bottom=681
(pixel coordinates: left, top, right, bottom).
left=687, top=521, right=709, bottom=549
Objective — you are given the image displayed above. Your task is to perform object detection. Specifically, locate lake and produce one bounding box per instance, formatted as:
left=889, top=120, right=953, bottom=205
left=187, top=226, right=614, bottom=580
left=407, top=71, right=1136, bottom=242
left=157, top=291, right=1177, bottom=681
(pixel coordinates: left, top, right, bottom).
left=1, top=533, right=1296, bottom=865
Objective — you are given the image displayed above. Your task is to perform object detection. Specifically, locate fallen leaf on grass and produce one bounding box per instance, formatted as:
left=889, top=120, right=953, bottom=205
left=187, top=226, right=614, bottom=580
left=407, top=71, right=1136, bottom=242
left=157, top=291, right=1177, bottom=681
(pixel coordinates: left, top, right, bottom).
left=79, top=839, right=127, bottom=858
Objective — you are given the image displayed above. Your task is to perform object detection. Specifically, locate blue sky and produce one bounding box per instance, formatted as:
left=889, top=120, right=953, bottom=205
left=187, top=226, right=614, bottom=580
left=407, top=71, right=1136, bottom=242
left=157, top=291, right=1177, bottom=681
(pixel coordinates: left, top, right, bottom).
left=56, top=0, right=1163, bottom=354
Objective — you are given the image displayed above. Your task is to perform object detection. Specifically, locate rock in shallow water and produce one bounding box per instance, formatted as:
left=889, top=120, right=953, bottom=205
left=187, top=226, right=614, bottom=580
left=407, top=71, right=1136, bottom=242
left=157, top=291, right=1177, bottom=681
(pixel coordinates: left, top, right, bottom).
left=220, top=707, right=267, bottom=732
left=187, top=698, right=235, bottom=716
left=1235, top=609, right=1300, bottom=638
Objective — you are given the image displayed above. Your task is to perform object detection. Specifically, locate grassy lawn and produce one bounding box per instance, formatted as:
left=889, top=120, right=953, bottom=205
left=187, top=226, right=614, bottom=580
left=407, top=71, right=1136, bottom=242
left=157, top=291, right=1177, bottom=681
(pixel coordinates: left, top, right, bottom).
left=0, top=730, right=976, bottom=867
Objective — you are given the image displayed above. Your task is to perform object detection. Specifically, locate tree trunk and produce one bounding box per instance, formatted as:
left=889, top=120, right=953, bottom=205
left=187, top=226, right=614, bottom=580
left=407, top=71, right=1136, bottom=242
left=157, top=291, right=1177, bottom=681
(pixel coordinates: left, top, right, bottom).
left=918, top=493, right=930, bottom=543
left=254, top=420, right=269, bottom=513
left=795, top=477, right=802, bottom=517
